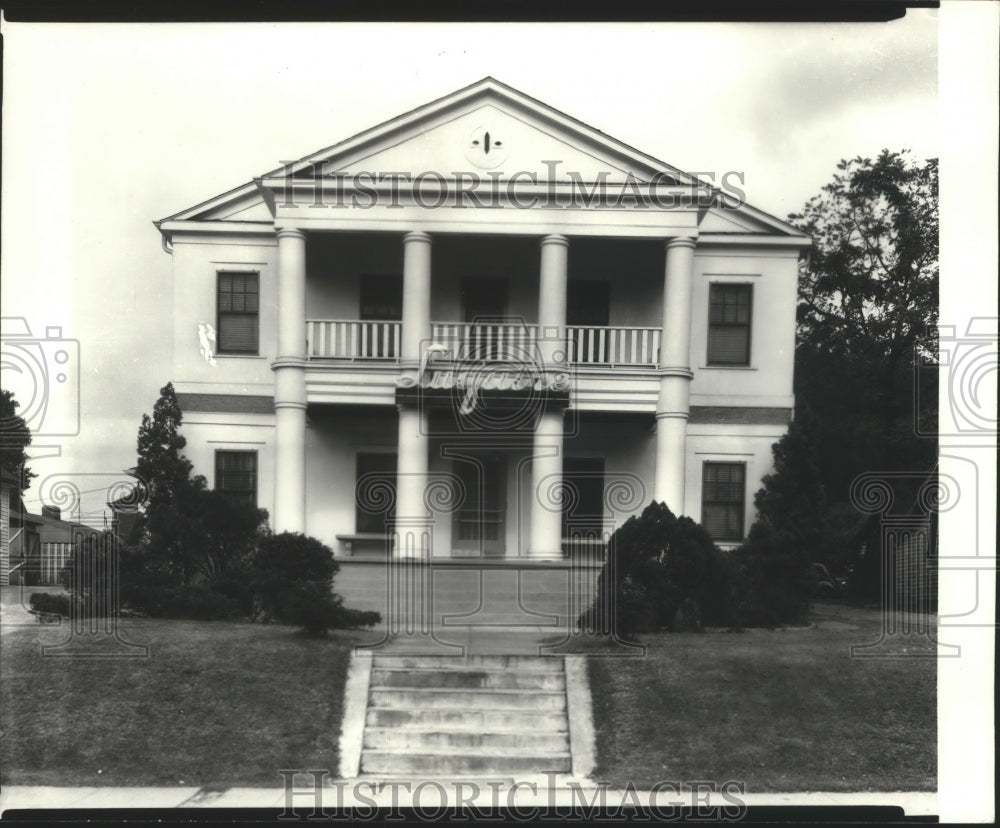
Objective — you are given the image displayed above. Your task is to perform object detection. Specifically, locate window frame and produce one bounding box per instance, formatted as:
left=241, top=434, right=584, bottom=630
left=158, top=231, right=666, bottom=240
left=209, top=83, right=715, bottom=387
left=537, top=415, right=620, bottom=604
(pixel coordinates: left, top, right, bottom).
left=701, top=461, right=746, bottom=543
left=214, top=449, right=258, bottom=507
left=706, top=282, right=753, bottom=367
left=216, top=271, right=261, bottom=356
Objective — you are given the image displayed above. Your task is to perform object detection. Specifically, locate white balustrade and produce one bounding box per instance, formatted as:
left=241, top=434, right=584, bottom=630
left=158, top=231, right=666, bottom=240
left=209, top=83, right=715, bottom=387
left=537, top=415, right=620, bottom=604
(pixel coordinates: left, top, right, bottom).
left=306, top=320, right=660, bottom=366
left=306, top=320, right=401, bottom=359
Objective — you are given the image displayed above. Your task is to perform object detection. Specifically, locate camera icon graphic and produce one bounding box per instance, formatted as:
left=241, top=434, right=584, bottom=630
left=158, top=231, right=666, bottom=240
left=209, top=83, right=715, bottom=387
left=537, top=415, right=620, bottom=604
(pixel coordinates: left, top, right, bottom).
left=0, top=317, right=81, bottom=439
left=916, top=318, right=998, bottom=438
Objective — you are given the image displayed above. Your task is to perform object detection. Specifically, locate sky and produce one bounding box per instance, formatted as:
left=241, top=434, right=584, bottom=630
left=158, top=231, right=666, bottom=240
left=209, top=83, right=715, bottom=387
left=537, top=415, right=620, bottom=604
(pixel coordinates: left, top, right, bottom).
left=0, top=9, right=971, bottom=521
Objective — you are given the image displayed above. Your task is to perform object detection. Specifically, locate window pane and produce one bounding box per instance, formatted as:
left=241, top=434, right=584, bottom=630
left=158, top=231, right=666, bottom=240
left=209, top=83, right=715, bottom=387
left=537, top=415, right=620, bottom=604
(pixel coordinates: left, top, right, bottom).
left=360, top=275, right=403, bottom=320
left=707, top=327, right=749, bottom=364
left=218, top=315, right=259, bottom=352
left=218, top=272, right=260, bottom=354
left=356, top=453, right=397, bottom=533
left=215, top=451, right=257, bottom=506
left=708, top=284, right=752, bottom=365
left=702, top=462, right=745, bottom=541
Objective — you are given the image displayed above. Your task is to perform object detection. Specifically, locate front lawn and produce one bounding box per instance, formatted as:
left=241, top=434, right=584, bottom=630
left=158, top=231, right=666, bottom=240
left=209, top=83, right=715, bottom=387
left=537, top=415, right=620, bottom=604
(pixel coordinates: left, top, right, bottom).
left=584, top=603, right=936, bottom=792
left=1, top=616, right=380, bottom=787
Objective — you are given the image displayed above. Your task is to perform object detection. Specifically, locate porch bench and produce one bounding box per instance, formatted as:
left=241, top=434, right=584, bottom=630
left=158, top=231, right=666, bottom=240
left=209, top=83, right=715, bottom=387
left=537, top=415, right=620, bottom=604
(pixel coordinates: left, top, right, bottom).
left=335, top=533, right=391, bottom=556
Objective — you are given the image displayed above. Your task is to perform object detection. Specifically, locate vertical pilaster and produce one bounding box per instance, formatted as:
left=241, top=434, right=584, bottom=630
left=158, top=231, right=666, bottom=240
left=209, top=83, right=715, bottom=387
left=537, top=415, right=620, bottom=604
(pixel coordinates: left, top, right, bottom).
left=654, top=236, right=696, bottom=514
left=272, top=228, right=307, bottom=533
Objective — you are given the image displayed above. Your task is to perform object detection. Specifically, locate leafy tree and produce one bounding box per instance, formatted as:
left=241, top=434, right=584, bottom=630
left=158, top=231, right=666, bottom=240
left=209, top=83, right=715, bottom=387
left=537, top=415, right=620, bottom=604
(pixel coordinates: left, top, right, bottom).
left=788, top=150, right=938, bottom=501
left=134, top=382, right=197, bottom=509
left=753, top=406, right=831, bottom=560
left=1, top=389, right=36, bottom=492
left=125, top=382, right=267, bottom=593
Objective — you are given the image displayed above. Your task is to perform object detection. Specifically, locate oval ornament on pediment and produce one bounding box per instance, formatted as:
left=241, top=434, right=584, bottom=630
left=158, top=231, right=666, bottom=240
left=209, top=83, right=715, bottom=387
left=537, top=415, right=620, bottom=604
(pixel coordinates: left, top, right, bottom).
left=464, top=125, right=509, bottom=170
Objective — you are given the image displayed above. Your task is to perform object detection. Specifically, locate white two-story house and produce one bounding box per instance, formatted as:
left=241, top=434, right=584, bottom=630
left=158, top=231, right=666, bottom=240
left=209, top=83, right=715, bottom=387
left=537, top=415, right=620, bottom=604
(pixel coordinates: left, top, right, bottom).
left=155, top=78, right=808, bottom=620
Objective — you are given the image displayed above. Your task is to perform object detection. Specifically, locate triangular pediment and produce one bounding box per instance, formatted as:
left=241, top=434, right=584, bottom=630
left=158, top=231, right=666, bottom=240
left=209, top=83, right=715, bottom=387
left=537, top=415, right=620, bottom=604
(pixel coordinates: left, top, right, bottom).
left=157, top=77, right=807, bottom=241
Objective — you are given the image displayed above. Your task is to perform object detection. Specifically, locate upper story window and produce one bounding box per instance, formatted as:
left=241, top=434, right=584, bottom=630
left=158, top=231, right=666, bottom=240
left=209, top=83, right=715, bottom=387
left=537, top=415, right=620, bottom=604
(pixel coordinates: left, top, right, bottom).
left=217, top=272, right=260, bottom=355
left=215, top=450, right=258, bottom=506
left=707, top=283, right=752, bottom=366
left=702, top=461, right=745, bottom=542
left=360, top=274, right=403, bottom=320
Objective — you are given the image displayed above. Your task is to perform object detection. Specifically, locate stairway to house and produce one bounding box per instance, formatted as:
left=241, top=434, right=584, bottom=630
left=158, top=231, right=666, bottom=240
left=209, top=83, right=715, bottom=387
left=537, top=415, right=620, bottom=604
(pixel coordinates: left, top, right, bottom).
left=360, top=654, right=572, bottom=776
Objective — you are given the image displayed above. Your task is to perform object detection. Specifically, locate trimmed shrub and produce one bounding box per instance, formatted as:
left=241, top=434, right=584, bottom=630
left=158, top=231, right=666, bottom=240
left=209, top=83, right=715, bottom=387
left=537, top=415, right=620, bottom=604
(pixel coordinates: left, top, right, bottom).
left=579, top=501, right=735, bottom=639
left=29, top=592, right=75, bottom=617
left=251, top=532, right=381, bottom=636
left=123, top=584, right=242, bottom=620
left=159, top=586, right=243, bottom=621
left=730, top=520, right=813, bottom=628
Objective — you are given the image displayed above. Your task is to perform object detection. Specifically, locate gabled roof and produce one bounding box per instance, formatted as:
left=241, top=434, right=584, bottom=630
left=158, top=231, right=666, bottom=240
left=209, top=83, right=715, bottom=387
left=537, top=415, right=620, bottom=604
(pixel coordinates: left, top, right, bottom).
left=156, top=77, right=807, bottom=240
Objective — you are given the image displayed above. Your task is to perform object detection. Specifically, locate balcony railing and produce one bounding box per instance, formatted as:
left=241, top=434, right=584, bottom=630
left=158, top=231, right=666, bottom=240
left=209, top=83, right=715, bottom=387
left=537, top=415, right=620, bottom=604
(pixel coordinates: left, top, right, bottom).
left=306, top=319, right=401, bottom=360
left=305, top=319, right=661, bottom=366
left=431, top=321, right=539, bottom=362
left=567, top=326, right=661, bottom=366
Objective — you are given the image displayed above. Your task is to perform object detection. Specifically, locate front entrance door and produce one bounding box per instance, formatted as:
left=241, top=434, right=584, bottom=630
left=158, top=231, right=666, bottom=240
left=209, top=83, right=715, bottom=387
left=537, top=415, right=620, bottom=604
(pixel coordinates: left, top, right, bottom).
left=452, top=455, right=506, bottom=557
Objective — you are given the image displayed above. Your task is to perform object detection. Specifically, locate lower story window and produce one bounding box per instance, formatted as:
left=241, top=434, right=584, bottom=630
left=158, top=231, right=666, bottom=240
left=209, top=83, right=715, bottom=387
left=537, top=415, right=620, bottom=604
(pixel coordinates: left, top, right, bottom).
left=215, top=450, right=258, bottom=506
left=355, top=452, right=396, bottom=534
left=562, top=458, right=605, bottom=539
left=702, top=462, right=745, bottom=542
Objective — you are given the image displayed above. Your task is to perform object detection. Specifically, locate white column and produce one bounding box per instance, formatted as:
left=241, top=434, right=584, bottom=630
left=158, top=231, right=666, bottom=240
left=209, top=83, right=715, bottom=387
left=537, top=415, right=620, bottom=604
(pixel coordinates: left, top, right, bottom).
left=394, top=231, right=433, bottom=558
left=654, top=236, right=696, bottom=514
left=537, top=234, right=569, bottom=367
left=273, top=228, right=308, bottom=533
left=529, top=407, right=566, bottom=558
left=393, top=405, right=430, bottom=558
left=401, top=231, right=433, bottom=364
left=530, top=234, right=569, bottom=558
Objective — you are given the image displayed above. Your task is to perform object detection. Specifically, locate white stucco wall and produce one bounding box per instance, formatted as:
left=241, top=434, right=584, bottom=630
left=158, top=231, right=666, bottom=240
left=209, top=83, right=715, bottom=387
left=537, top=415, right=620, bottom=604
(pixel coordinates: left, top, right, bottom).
left=170, top=235, right=279, bottom=396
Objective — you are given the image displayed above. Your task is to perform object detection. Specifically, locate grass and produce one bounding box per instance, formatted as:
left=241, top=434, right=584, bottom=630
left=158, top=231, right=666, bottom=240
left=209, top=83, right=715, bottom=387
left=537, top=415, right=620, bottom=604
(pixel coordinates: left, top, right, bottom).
left=581, top=603, right=936, bottom=792
left=0, top=615, right=380, bottom=788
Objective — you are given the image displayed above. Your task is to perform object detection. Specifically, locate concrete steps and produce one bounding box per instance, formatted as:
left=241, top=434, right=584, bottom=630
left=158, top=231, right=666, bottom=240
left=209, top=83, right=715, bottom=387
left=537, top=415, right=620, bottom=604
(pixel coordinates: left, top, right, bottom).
left=359, top=654, right=572, bottom=777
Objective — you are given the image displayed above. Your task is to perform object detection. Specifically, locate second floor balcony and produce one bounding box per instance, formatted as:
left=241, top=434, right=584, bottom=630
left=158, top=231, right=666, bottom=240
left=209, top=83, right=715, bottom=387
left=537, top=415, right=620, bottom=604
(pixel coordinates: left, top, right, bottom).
left=305, top=319, right=663, bottom=367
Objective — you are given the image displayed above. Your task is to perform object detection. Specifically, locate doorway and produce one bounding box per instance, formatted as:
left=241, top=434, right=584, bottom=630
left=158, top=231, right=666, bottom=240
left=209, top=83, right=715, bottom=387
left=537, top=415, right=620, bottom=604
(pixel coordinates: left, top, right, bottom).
left=452, top=454, right=507, bottom=557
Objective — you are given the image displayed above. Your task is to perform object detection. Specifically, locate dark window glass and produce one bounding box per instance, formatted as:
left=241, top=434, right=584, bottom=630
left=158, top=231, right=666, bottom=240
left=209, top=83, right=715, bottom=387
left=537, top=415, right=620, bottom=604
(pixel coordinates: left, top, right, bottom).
left=360, top=274, right=403, bottom=320
left=702, top=462, right=746, bottom=542
left=215, top=450, right=257, bottom=506
left=217, top=272, right=260, bottom=354
left=355, top=453, right=397, bottom=534
left=707, top=284, right=752, bottom=365
left=562, top=458, right=605, bottom=537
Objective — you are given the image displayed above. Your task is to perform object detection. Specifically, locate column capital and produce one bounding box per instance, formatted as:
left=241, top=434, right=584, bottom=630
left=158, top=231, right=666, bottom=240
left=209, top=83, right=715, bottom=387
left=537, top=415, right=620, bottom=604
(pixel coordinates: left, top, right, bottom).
left=666, top=235, right=697, bottom=250
left=540, top=234, right=569, bottom=249
left=403, top=230, right=433, bottom=245
left=276, top=227, right=307, bottom=241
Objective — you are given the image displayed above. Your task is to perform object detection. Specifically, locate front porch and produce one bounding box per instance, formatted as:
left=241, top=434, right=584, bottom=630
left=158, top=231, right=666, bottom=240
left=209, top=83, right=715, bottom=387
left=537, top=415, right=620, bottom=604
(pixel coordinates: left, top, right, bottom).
left=331, top=556, right=604, bottom=645
left=303, top=406, right=654, bottom=562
